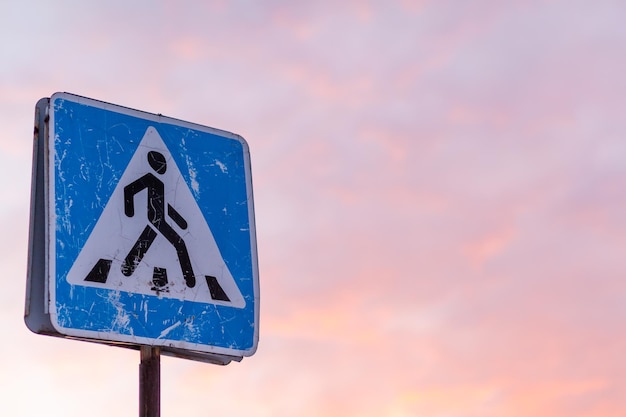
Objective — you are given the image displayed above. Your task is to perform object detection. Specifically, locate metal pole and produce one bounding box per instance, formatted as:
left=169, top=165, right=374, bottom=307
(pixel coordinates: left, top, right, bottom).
left=139, top=345, right=160, bottom=417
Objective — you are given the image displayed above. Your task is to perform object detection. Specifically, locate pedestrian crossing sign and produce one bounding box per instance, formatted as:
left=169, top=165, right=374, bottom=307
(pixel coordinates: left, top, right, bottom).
left=42, top=93, right=258, bottom=358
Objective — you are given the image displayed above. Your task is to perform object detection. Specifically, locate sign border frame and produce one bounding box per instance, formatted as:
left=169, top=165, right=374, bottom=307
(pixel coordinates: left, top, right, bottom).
left=29, top=92, right=259, bottom=361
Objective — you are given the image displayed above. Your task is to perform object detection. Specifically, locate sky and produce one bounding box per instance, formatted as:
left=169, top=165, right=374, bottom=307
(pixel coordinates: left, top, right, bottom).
left=2, top=1, right=626, bottom=416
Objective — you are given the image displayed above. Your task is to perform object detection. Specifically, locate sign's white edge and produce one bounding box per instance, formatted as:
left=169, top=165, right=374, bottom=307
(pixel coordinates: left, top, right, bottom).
left=47, top=92, right=259, bottom=356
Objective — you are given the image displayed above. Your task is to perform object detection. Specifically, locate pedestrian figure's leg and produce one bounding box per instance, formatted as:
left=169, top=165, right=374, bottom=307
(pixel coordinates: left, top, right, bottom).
left=157, top=222, right=196, bottom=288
left=122, top=226, right=158, bottom=277
left=174, top=237, right=195, bottom=288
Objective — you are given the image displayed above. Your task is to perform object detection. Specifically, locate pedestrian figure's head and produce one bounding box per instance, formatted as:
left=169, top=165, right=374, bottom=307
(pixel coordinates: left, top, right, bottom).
left=147, top=151, right=167, bottom=174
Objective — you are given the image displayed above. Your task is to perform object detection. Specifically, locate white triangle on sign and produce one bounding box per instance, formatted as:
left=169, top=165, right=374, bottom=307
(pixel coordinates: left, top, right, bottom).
left=66, top=126, right=245, bottom=308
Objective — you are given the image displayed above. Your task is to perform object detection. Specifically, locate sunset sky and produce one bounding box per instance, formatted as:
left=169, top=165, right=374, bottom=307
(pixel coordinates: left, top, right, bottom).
left=2, top=1, right=626, bottom=416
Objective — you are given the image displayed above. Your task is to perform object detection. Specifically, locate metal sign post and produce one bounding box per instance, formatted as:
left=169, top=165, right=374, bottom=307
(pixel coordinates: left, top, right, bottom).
left=140, top=346, right=161, bottom=417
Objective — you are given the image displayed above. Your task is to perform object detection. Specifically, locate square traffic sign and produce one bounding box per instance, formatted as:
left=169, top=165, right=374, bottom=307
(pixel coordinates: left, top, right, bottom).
left=37, top=93, right=258, bottom=358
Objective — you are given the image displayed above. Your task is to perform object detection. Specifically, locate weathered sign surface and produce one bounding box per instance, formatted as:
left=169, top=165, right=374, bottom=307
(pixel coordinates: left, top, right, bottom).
left=25, top=93, right=259, bottom=363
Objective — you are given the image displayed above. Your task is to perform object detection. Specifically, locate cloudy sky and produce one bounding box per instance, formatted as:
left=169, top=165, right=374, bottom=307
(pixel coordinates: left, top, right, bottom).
left=2, top=1, right=626, bottom=416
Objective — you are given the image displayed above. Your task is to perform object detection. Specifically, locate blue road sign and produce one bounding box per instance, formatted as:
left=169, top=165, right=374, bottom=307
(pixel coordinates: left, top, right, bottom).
left=46, top=93, right=259, bottom=357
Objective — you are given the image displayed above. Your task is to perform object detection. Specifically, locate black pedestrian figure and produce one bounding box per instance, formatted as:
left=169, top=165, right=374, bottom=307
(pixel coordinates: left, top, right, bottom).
left=121, top=151, right=196, bottom=288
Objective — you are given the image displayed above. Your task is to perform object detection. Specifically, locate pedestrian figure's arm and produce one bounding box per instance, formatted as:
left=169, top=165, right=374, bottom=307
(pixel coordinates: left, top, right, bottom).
left=168, top=204, right=188, bottom=230
left=124, top=174, right=151, bottom=217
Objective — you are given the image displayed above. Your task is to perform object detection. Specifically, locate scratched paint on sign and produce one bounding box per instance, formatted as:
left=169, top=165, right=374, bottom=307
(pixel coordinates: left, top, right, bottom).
left=48, top=94, right=258, bottom=356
